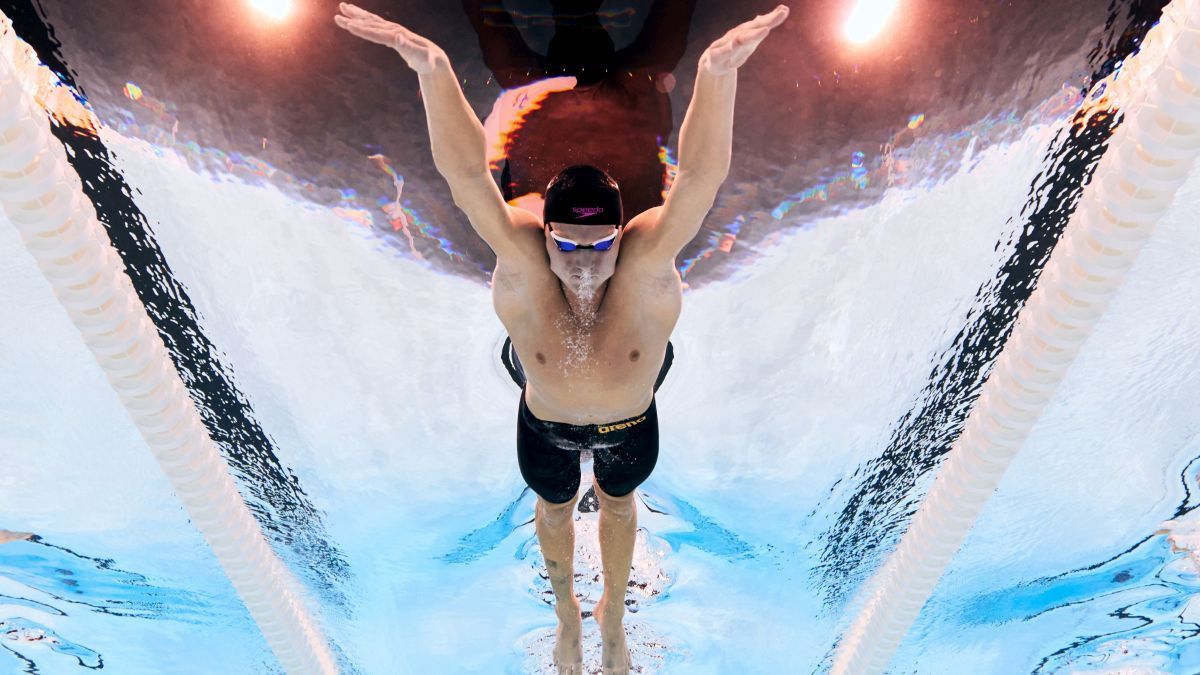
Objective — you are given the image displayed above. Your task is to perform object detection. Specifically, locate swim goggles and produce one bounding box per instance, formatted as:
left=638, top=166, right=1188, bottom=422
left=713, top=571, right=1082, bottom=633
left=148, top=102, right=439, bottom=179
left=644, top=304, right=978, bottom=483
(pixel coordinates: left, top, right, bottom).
left=547, top=224, right=619, bottom=252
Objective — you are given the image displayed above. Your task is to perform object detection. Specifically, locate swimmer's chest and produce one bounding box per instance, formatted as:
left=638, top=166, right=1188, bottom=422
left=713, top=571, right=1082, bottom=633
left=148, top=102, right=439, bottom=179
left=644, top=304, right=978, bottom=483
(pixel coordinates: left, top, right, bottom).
left=492, top=252, right=681, bottom=382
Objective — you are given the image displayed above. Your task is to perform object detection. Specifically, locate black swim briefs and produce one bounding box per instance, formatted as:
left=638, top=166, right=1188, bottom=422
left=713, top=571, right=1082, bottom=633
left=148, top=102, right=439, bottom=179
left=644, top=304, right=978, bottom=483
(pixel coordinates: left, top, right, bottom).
left=501, top=337, right=674, bottom=504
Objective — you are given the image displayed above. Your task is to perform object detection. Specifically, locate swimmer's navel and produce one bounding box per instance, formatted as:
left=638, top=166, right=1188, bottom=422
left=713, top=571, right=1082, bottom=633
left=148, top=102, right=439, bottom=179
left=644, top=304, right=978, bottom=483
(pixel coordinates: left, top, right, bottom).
left=536, top=352, right=546, bottom=364
left=629, top=350, right=640, bottom=362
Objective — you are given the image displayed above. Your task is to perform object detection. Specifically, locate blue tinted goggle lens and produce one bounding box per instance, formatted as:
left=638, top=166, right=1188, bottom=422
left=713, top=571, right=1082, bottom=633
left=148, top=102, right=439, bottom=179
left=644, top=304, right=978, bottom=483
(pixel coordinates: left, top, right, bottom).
left=551, top=229, right=618, bottom=252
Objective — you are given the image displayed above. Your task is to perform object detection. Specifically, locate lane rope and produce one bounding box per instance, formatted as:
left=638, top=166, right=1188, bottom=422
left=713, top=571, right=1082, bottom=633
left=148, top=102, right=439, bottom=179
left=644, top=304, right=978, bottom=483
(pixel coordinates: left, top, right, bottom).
left=0, top=13, right=339, bottom=674
left=832, top=1, right=1200, bottom=672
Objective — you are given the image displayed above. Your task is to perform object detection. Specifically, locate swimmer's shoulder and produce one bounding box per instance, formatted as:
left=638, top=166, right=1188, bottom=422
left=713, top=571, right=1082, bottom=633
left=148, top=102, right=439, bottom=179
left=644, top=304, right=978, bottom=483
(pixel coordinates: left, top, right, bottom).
left=495, top=206, right=551, bottom=275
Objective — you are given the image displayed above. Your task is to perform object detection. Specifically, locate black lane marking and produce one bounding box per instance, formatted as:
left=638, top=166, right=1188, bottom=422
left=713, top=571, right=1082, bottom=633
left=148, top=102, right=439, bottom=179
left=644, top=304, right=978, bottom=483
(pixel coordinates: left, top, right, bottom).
left=809, top=0, right=1173, bottom=609
left=3, top=0, right=351, bottom=611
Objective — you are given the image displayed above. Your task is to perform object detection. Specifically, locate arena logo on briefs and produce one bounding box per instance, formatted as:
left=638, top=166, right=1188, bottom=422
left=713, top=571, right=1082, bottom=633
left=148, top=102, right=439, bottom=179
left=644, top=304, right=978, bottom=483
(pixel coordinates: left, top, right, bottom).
left=598, top=415, right=647, bottom=434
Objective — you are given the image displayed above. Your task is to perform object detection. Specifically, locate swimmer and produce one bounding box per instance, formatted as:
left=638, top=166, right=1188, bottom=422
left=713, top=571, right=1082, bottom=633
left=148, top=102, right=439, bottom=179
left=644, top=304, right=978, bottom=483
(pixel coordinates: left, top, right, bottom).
left=0, top=529, right=33, bottom=545
left=335, top=3, right=789, bottom=672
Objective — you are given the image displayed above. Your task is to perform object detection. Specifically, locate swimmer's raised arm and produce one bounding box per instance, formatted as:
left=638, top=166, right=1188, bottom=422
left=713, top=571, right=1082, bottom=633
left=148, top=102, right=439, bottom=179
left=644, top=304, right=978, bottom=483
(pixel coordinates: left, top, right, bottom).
left=678, top=4, right=789, bottom=176
left=642, top=5, right=789, bottom=258
left=335, top=3, right=486, bottom=177
left=336, top=3, right=531, bottom=260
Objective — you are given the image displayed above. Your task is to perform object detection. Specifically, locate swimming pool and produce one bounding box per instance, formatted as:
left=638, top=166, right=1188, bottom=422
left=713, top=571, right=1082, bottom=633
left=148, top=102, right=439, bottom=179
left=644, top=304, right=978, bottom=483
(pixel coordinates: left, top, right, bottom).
left=2, top=0, right=1200, bottom=673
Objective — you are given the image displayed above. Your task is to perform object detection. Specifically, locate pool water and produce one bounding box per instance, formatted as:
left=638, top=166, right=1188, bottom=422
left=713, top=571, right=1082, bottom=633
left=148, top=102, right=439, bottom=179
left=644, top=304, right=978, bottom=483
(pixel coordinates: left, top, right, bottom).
left=2, top=0, right=1200, bottom=673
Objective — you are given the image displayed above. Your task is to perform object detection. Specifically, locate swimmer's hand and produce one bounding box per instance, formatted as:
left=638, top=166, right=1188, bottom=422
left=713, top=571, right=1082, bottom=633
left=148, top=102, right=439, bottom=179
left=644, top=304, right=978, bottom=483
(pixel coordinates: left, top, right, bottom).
left=334, top=3, right=447, bottom=74
left=700, top=5, right=789, bottom=75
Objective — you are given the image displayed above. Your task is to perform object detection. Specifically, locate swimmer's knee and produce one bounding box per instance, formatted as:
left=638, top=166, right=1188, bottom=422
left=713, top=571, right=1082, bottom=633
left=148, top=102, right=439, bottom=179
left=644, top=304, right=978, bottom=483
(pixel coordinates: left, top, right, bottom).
left=592, top=479, right=636, bottom=512
left=537, top=493, right=577, bottom=517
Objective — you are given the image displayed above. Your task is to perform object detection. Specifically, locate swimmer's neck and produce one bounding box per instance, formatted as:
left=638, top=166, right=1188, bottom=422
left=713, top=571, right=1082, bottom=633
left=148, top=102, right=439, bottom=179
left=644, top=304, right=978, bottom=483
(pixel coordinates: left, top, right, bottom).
left=561, top=279, right=610, bottom=318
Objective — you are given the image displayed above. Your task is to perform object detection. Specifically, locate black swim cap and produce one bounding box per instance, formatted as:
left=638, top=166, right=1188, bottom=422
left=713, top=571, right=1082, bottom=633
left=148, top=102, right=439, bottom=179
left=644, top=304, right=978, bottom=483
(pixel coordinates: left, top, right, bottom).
left=543, top=164, right=624, bottom=227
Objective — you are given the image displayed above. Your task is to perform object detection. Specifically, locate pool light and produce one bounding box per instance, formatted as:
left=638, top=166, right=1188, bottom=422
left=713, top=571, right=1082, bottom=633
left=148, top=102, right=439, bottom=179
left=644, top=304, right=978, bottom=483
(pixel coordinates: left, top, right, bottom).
left=249, top=0, right=294, bottom=21
left=843, top=0, right=900, bottom=44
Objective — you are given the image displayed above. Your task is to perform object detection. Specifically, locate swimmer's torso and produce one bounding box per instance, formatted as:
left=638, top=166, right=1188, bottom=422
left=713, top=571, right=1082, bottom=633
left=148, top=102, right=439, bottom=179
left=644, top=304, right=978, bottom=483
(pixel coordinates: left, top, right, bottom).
left=493, top=216, right=681, bottom=425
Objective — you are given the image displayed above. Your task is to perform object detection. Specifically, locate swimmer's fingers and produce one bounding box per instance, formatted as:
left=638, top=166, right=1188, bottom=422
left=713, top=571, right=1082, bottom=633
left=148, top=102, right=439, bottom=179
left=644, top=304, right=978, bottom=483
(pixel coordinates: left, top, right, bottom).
left=702, top=5, right=789, bottom=75
left=334, top=16, right=395, bottom=46
left=726, top=5, right=789, bottom=47
left=731, top=4, right=791, bottom=34
left=337, top=3, right=426, bottom=47
left=713, top=5, right=789, bottom=47
left=334, top=9, right=411, bottom=45
left=335, top=5, right=446, bottom=73
left=752, top=4, right=790, bottom=30
left=525, top=76, right=580, bottom=97
left=337, top=3, right=374, bottom=19
left=337, top=2, right=394, bottom=25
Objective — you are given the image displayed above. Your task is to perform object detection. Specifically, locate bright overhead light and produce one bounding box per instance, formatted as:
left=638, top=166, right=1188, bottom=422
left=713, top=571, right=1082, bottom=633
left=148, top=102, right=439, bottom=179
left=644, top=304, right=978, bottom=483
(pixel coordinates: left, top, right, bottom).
left=249, top=0, right=294, bottom=21
left=844, top=0, right=900, bottom=44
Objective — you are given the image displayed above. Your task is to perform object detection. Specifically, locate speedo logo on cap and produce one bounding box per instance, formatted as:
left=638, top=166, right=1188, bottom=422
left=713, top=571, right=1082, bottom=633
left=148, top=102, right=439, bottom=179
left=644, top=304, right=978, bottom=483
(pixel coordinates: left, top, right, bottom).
left=571, top=207, right=605, bottom=218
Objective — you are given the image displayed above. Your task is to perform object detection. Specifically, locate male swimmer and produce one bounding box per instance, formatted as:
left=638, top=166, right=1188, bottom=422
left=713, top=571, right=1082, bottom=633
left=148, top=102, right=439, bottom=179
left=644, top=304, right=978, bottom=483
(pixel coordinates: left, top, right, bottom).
left=335, top=4, right=789, bottom=673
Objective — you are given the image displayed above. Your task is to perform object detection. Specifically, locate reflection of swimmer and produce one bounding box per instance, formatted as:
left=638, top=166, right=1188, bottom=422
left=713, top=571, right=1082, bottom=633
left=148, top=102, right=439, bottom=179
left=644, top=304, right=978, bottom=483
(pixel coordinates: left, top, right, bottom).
left=1, top=624, right=50, bottom=642
left=367, top=154, right=426, bottom=261
left=463, top=0, right=699, bottom=221
left=0, top=529, right=34, bottom=545
left=335, top=3, right=789, bottom=673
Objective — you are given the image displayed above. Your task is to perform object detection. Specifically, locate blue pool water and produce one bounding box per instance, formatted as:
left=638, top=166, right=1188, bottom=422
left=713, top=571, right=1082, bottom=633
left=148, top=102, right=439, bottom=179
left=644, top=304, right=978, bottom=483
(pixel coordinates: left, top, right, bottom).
left=2, top=1, right=1200, bottom=673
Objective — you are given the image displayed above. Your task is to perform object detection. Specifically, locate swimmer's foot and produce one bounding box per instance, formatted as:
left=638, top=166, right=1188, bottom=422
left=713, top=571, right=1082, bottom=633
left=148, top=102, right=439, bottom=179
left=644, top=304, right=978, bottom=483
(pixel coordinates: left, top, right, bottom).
left=553, top=599, right=583, bottom=675
left=593, top=595, right=632, bottom=675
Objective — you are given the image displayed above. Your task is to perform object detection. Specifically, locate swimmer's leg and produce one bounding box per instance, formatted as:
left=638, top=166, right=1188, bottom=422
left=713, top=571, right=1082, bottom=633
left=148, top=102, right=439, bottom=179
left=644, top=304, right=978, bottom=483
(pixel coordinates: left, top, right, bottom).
left=518, top=409, right=583, bottom=672
left=535, top=494, right=584, bottom=673
left=535, top=495, right=578, bottom=599
left=592, top=477, right=636, bottom=674
left=590, top=406, right=658, bottom=673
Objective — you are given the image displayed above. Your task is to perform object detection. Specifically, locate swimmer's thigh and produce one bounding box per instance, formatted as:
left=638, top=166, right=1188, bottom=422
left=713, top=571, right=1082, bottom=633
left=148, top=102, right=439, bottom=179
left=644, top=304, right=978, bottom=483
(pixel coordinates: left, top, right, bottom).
left=593, top=412, right=659, bottom=498
left=517, top=418, right=582, bottom=504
